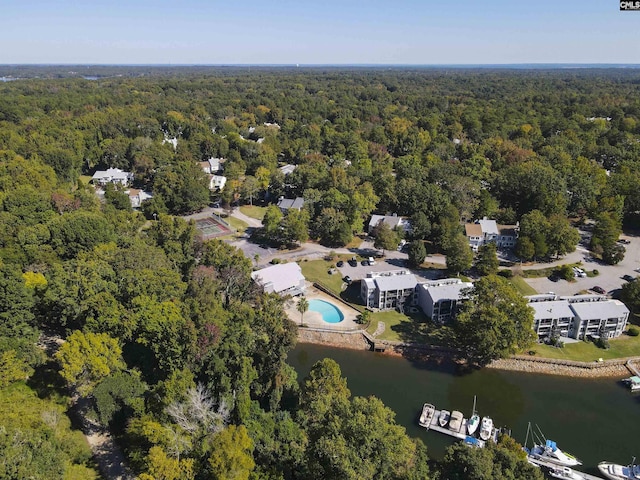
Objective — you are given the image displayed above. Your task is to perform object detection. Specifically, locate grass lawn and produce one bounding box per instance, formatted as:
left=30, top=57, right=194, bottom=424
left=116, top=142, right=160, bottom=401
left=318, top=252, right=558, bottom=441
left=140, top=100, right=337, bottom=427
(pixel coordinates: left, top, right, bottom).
left=344, top=236, right=363, bottom=249
left=507, top=276, right=538, bottom=295
left=239, top=205, right=267, bottom=221
left=78, top=175, right=93, bottom=185
left=527, top=333, right=640, bottom=361
left=226, top=216, right=249, bottom=234
left=366, top=310, right=456, bottom=345
left=299, top=259, right=345, bottom=296
left=521, top=262, right=582, bottom=278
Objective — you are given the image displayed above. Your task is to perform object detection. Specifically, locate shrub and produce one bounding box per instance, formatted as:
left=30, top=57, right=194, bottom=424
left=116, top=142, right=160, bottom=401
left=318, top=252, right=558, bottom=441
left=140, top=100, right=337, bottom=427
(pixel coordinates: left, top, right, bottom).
left=594, top=337, right=610, bottom=350
left=270, top=258, right=281, bottom=264
left=498, top=269, right=513, bottom=278
left=628, top=326, right=640, bottom=337
left=593, top=269, right=599, bottom=276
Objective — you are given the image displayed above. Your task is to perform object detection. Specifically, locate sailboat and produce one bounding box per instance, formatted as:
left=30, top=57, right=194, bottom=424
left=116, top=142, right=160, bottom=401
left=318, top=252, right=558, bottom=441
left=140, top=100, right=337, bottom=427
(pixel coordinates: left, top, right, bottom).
left=467, top=395, right=480, bottom=436
left=525, top=423, right=582, bottom=467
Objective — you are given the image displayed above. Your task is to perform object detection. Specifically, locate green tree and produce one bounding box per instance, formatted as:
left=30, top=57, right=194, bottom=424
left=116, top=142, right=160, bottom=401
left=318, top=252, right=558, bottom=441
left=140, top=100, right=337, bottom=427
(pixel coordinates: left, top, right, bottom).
left=92, top=370, right=147, bottom=426
left=208, top=425, right=255, bottom=480
left=515, top=236, right=535, bottom=262
left=446, top=234, right=473, bottom=275
left=281, top=209, right=309, bottom=245
left=546, top=214, right=579, bottom=258
left=407, top=241, right=427, bottom=267
left=55, top=330, right=126, bottom=396
left=374, top=222, right=400, bottom=255
left=455, top=275, right=536, bottom=366
left=314, top=207, right=352, bottom=247
left=591, top=212, right=623, bottom=265
left=475, top=242, right=499, bottom=276
left=621, top=279, right=640, bottom=313
left=48, top=211, right=115, bottom=259
left=262, top=205, right=284, bottom=241
left=296, top=297, right=309, bottom=326
left=241, top=175, right=260, bottom=206
left=139, top=446, right=195, bottom=480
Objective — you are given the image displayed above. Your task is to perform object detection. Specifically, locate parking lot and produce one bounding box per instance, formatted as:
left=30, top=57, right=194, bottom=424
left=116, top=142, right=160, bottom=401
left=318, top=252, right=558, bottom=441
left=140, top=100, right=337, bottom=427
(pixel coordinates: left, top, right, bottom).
left=523, top=231, right=640, bottom=297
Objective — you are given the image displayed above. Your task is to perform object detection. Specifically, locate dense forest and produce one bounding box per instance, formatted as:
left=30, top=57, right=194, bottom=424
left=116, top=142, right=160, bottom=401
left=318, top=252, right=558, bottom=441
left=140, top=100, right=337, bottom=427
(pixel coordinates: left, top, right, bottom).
left=1, top=67, right=639, bottom=479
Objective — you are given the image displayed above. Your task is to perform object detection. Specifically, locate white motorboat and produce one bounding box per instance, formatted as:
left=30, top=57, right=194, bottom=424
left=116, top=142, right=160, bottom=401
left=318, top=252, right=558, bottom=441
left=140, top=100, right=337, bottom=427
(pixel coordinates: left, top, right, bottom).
left=623, top=376, right=640, bottom=392
left=467, top=395, right=480, bottom=435
left=418, top=403, right=435, bottom=428
left=479, top=416, right=493, bottom=441
left=530, top=439, right=582, bottom=467
left=438, top=409, right=451, bottom=427
left=549, top=466, right=599, bottom=480
left=598, top=460, right=640, bottom=480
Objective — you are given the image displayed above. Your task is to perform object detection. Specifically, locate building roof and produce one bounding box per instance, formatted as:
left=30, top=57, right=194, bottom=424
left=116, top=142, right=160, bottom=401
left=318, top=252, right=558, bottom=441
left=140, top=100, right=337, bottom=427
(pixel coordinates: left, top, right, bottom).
left=569, top=300, right=629, bottom=320
left=251, top=263, right=305, bottom=294
left=277, top=197, right=304, bottom=210
left=465, top=223, right=483, bottom=237
left=91, top=168, right=132, bottom=182
left=369, top=214, right=408, bottom=230
left=529, top=301, right=575, bottom=320
left=374, top=273, right=418, bottom=292
left=421, top=281, right=473, bottom=304
left=498, top=225, right=518, bottom=237
left=478, top=218, right=499, bottom=235
left=279, top=164, right=297, bottom=175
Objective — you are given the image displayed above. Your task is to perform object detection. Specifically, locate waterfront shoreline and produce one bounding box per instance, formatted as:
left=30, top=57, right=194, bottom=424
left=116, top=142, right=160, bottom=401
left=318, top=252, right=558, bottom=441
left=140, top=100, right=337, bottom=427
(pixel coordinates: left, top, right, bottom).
left=297, top=330, right=633, bottom=378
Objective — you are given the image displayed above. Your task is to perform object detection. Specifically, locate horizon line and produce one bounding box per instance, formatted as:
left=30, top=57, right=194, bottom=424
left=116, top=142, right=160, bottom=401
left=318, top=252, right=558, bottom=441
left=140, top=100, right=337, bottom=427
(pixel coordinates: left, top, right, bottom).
left=2, top=63, right=640, bottom=68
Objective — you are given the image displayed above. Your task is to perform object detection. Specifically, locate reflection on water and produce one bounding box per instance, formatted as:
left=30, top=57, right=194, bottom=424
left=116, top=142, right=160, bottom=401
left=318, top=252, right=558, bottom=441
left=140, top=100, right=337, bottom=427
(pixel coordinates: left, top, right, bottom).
left=289, top=343, right=639, bottom=474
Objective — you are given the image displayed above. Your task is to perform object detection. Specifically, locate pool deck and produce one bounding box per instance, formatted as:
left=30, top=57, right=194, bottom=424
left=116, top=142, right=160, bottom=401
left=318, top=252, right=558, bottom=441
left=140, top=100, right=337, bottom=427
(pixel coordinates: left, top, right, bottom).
left=286, top=284, right=361, bottom=331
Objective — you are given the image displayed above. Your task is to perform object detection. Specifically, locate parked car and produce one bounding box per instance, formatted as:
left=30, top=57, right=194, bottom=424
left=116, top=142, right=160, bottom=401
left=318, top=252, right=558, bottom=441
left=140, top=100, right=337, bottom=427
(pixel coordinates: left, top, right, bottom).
left=343, top=276, right=352, bottom=284
left=361, top=260, right=370, bottom=266
left=592, top=286, right=606, bottom=294
left=348, top=260, right=357, bottom=267
left=573, top=267, right=586, bottom=278
left=623, top=274, right=635, bottom=282
left=367, top=257, right=376, bottom=265
left=336, top=260, right=344, bottom=267
left=548, top=274, right=560, bottom=282
left=617, top=239, right=631, bottom=245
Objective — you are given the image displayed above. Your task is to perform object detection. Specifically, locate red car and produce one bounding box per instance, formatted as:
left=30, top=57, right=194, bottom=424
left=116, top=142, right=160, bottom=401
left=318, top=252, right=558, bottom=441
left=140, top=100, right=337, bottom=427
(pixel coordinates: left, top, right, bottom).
left=592, top=286, right=606, bottom=294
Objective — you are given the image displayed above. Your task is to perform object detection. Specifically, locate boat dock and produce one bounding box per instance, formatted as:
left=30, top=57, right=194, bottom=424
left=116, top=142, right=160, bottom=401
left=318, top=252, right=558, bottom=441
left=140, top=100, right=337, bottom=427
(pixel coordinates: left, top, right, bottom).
left=526, top=457, right=604, bottom=480
left=424, top=407, right=469, bottom=439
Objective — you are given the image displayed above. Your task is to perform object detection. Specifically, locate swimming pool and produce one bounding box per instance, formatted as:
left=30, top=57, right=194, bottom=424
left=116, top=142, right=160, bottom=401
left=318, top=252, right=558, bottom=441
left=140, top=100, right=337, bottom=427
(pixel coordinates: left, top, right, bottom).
left=308, top=299, right=344, bottom=324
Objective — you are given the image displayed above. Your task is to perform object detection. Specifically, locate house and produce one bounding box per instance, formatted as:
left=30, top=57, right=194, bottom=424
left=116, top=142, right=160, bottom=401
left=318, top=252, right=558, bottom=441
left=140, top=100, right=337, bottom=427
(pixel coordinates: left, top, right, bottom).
left=416, top=278, right=473, bottom=324
left=209, top=175, right=227, bottom=191
left=126, top=189, right=153, bottom=209
left=91, top=168, right=133, bottom=187
left=465, top=217, right=518, bottom=252
left=526, top=294, right=629, bottom=340
left=361, top=270, right=418, bottom=310
left=251, top=263, right=306, bottom=296
left=277, top=197, right=304, bottom=213
left=368, top=214, right=411, bottom=235
left=278, top=164, right=297, bottom=176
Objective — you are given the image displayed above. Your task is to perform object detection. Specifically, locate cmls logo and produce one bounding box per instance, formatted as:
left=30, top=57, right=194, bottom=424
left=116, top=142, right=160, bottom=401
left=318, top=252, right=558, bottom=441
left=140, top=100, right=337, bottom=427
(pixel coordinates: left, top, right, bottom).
left=620, top=0, right=640, bottom=9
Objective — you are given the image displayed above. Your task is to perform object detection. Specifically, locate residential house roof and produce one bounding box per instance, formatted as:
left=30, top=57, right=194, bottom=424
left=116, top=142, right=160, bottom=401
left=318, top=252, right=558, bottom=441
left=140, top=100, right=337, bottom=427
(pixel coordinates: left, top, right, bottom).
left=277, top=197, right=304, bottom=211
left=465, top=223, right=483, bottom=237
left=498, top=225, right=518, bottom=237
left=478, top=218, right=499, bottom=236
left=91, top=168, right=133, bottom=184
left=251, top=263, right=305, bottom=294
left=279, top=164, right=297, bottom=176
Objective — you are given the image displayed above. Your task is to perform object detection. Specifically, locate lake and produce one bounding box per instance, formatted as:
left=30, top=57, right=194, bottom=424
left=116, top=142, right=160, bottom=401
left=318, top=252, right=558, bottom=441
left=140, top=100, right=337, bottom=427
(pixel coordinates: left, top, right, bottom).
left=289, top=343, right=640, bottom=475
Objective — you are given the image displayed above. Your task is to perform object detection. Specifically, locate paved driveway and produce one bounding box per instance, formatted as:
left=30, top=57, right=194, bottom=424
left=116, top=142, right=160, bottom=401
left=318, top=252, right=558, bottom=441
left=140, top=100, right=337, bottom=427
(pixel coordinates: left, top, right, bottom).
left=523, top=231, right=640, bottom=296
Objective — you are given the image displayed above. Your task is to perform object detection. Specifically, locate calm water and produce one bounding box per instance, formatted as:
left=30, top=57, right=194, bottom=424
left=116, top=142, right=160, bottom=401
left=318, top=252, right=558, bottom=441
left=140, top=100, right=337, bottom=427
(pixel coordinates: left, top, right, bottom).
left=289, top=344, right=640, bottom=475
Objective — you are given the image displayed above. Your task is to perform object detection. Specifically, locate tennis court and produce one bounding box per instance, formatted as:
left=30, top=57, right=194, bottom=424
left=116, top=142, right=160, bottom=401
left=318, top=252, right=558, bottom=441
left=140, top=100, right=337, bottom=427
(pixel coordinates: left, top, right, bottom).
left=195, top=215, right=234, bottom=239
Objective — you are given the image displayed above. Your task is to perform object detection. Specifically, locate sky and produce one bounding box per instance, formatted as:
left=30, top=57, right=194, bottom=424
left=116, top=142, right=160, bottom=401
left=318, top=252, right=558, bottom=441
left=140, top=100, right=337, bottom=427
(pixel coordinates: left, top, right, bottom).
left=1, top=0, right=639, bottom=65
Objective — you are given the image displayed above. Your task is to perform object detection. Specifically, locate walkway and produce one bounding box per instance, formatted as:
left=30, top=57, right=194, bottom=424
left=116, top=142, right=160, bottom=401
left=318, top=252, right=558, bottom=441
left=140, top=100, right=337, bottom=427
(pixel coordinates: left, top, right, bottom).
left=38, top=332, right=135, bottom=480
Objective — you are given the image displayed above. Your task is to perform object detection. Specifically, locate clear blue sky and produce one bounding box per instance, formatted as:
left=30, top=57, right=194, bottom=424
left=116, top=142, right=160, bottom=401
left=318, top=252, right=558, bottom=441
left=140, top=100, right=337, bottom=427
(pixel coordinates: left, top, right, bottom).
left=2, top=0, right=639, bottom=64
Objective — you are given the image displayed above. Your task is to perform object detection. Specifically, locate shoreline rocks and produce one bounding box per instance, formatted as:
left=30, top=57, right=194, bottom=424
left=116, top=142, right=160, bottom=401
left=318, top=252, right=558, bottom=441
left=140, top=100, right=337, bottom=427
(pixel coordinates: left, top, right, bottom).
left=297, top=331, right=635, bottom=379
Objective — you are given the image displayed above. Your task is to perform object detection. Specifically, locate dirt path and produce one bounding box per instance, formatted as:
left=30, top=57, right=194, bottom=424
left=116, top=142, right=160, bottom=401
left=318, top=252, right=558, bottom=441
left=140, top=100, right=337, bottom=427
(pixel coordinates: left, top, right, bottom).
left=38, top=331, right=136, bottom=480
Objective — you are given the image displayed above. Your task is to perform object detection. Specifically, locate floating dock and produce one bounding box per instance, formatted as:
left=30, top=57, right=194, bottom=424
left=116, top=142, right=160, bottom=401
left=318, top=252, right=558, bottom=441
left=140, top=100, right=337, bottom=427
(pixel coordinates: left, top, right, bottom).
left=526, top=457, right=604, bottom=480
left=419, top=404, right=501, bottom=443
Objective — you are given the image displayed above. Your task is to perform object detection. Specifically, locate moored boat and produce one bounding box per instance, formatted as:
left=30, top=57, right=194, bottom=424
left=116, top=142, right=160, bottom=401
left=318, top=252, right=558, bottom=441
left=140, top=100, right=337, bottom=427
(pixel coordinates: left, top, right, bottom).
left=448, top=410, right=464, bottom=432
left=467, top=395, right=480, bottom=435
left=439, top=409, right=451, bottom=427
left=598, top=460, right=640, bottom=480
left=479, top=416, right=493, bottom=441
left=418, top=403, right=435, bottom=428
left=623, top=376, right=640, bottom=392
left=531, top=439, right=582, bottom=467
left=464, top=435, right=485, bottom=449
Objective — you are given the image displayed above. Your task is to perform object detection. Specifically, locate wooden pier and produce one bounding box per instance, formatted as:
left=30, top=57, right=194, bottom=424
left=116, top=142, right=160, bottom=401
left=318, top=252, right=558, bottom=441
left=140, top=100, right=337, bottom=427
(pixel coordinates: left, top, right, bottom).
left=423, top=407, right=469, bottom=439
